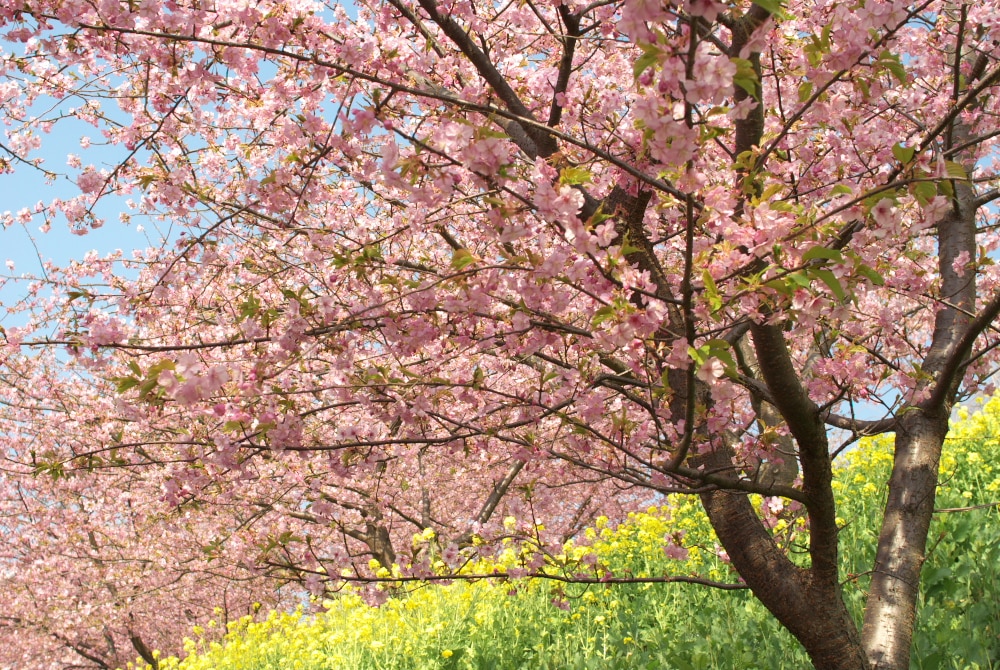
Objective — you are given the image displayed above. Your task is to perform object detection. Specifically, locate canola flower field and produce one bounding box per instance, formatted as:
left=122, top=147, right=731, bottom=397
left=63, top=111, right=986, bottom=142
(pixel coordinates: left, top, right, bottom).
left=140, top=400, right=1000, bottom=670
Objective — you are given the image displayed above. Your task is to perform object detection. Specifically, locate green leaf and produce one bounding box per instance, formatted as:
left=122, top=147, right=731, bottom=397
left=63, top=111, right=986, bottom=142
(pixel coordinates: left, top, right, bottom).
left=801, top=246, right=844, bottom=264
left=475, top=127, right=510, bottom=140
left=238, top=294, right=261, bottom=322
left=877, top=51, right=907, bottom=84
left=34, top=461, right=66, bottom=480
left=591, top=305, right=616, bottom=326
left=136, top=173, right=157, bottom=189
left=829, top=184, right=853, bottom=197
left=114, top=376, right=141, bottom=393
left=361, top=244, right=384, bottom=262
left=756, top=182, right=784, bottom=204
left=687, top=345, right=705, bottom=365
left=451, top=248, right=477, bottom=270
left=632, top=46, right=661, bottom=80
left=715, top=352, right=737, bottom=377
left=855, top=263, right=885, bottom=286
left=797, top=81, right=814, bottom=103
left=733, top=150, right=756, bottom=172
left=559, top=166, right=592, bottom=185
left=809, top=268, right=848, bottom=302
left=787, top=271, right=811, bottom=289
left=281, top=288, right=310, bottom=311
left=223, top=421, right=245, bottom=433
left=804, top=42, right=822, bottom=68
left=733, top=75, right=758, bottom=99
left=146, top=358, right=176, bottom=377
left=620, top=240, right=643, bottom=256
left=764, top=278, right=794, bottom=296
left=260, top=307, right=280, bottom=328
left=944, top=161, right=969, bottom=181
left=912, top=180, right=937, bottom=205
left=731, top=57, right=759, bottom=100
left=854, top=77, right=871, bottom=100
left=703, top=339, right=736, bottom=374
left=138, top=377, right=160, bottom=400
left=891, top=143, right=915, bottom=164
left=585, top=208, right=613, bottom=228
left=768, top=199, right=795, bottom=212
left=819, top=24, right=832, bottom=50
left=702, top=270, right=722, bottom=312
left=751, top=0, right=784, bottom=14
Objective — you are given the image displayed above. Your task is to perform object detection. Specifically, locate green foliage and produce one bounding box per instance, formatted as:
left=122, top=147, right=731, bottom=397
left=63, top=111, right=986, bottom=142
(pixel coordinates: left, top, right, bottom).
left=147, top=401, right=1000, bottom=670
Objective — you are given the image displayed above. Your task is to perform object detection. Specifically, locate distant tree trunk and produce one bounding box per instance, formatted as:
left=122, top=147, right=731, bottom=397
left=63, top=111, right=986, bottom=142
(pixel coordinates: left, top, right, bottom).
left=366, top=518, right=396, bottom=570
left=129, top=620, right=160, bottom=670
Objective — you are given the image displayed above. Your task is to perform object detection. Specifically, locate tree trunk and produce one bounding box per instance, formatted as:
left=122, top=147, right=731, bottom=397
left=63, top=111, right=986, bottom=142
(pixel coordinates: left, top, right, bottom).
left=698, top=443, right=869, bottom=670
left=861, top=411, right=949, bottom=668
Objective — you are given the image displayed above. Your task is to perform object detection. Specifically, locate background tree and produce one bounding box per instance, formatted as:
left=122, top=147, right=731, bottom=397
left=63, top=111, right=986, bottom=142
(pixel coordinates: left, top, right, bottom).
left=0, top=349, right=282, bottom=669
left=2, top=0, right=1000, bottom=668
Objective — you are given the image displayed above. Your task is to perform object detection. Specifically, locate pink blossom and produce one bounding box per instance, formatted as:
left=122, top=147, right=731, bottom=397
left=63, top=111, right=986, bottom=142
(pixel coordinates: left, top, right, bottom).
left=696, top=357, right=725, bottom=383
left=685, top=0, right=725, bottom=24
left=663, top=543, right=689, bottom=561
left=952, top=250, right=971, bottom=277
left=870, top=198, right=895, bottom=226
left=76, top=167, right=105, bottom=194
left=174, top=380, right=203, bottom=406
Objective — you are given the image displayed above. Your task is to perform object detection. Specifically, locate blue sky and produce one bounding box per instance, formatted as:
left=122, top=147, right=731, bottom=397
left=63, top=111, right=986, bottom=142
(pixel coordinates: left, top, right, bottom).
left=0, top=99, right=157, bottom=327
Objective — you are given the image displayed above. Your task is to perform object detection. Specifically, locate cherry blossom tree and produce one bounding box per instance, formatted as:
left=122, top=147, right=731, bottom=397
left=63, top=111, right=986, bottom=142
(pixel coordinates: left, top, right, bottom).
left=2, top=0, right=1000, bottom=668
left=0, top=346, right=296, bottom=668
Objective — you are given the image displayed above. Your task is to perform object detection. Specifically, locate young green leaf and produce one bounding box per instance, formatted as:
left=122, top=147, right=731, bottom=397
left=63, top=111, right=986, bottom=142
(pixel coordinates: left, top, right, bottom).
left=451, top=248, right=477, bottom=270
left=809, top=267, right=848, bottom=302
left=802, top=246, right=844, bottom=264
left=892, top=143, right=915, bottom=165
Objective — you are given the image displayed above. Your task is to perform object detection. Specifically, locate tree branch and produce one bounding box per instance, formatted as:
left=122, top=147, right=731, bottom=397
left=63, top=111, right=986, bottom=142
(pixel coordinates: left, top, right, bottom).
left=415, top=0, right=558, bottom=156
left=924, top=289, right=1000, bottom=411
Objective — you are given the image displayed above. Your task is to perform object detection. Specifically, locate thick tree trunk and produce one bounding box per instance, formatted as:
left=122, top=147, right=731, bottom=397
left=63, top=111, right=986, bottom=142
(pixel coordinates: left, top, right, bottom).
left=699, top=444, right=869, bottom=670
left=860, top=411, right=949, bottom=669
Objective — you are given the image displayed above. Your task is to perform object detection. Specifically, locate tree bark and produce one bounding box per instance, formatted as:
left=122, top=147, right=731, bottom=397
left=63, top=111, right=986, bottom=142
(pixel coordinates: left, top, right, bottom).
left=861, top=410, right=949, bottom=669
